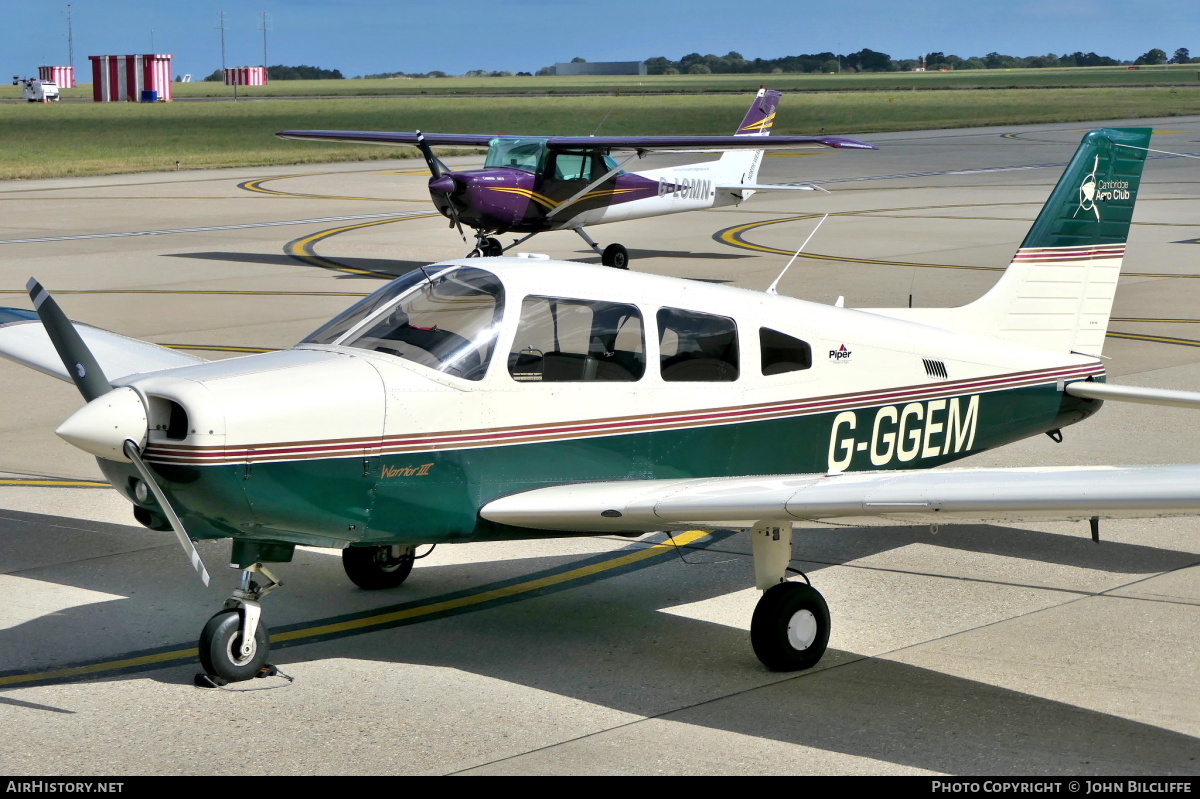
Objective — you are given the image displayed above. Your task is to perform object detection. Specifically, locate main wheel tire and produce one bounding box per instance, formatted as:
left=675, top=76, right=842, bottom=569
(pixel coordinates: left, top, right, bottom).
left=750, top=582, right=830, bottom=671
left=198, top=609, right=270, bottom=682
left=483, top=237, right=504, bottom=257
left=342, top=545, right=415, bottom=590
left=601, top=243, right=629, bottom=269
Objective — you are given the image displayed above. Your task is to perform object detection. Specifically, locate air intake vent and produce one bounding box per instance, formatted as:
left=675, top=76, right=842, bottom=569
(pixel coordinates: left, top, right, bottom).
left=923, top=358, right=948, bottom=380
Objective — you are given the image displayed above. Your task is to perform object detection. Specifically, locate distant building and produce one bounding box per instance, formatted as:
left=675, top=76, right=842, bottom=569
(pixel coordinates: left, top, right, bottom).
left=554, top=61, right=646, bottom=76
left=89, top=54, right=173, bottom=101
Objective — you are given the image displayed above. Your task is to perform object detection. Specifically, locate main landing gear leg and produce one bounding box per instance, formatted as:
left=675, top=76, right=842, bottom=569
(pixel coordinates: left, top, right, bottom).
left=748, top=520, right=830, bottom=672
left=197, top=563, right=282, bottom=684
left=573, top=228, right=628, bottom=269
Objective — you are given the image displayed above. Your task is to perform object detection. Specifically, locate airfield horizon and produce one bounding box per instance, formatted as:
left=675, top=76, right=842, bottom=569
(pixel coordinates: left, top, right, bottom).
left=3, top=69, right=1200, bottom=180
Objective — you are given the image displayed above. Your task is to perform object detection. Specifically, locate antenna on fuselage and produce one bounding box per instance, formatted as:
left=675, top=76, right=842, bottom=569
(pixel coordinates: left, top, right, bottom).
left=766, top=214, right=828, bottom=296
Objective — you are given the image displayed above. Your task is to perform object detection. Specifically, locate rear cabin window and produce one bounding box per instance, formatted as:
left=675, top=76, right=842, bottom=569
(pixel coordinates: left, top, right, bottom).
left=760, top=328, right=813, bottom=375
left=509, top=296, right=645, bottom=382
left=657, top=308, right=738, bottom=382
left=339, top=266, right=504, bottom=381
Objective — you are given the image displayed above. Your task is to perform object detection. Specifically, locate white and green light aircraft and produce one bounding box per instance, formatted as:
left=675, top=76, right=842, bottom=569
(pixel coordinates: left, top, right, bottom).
left=1, top=127, right=1194, bottom=683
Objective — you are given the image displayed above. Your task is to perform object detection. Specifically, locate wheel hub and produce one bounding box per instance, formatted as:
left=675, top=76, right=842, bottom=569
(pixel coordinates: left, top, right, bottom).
left=786, top=609, right=818, bottom=650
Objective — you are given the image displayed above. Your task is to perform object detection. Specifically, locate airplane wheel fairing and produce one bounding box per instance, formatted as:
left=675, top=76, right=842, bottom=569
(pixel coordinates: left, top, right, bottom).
left=342, top=545, right=415, bottom=590
left=198, top=609, right=270, bottom=682
left=601, top=243, right=629, bottom=269
left=483, top=237, right=503, bottom=257
left=750, top=582, right=830, bottom=671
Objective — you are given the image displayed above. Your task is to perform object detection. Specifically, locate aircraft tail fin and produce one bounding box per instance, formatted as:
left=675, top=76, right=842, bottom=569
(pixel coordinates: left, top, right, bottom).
left=873, top=128, right=1151, bottom=356
left=716, top=87, right=781, bottom=188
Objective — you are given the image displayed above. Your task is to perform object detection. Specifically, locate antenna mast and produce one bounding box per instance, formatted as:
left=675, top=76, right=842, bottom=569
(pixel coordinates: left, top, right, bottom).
left=259, top=11, right=270, bottom=68
left=66, top=4, right=74, bottom=72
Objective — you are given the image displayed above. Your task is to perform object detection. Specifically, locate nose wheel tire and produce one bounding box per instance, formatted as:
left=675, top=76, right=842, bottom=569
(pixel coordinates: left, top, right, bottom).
left=483, top=237, right=504, bottom=257
left=601, top=243, right=629, bottom=269
left=750, top=582, right=830, bottom=672
left=198, top=609, right=271, bottom=682
left=342, top=545, right=416, bottom=590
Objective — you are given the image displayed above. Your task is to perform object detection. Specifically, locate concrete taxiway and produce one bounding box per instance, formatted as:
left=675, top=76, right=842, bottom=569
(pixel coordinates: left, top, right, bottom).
left=0, top=119, right=1198, bottom=775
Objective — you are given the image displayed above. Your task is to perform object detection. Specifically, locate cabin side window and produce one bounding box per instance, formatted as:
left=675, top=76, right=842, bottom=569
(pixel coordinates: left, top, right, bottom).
left=340, top=266, right=504, bottom=381
left=509, top=296, right=645, bottom=382
left=760, top=328, right=812, bottom=375
left=657, top=308, right=739, bottom=382
left=552, top=152, right=595, bottom=182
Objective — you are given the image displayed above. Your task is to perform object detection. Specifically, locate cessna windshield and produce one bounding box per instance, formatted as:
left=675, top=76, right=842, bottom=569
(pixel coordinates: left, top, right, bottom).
left=485, top=137, right=548, bottom=173
left=301, top=266, right=504, bottom=381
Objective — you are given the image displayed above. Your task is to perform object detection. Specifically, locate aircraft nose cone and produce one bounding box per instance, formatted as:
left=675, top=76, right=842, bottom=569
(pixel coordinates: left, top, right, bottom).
left=55, top=386, right=148, bottom=462
left=428, top=174, right=457, bottom=194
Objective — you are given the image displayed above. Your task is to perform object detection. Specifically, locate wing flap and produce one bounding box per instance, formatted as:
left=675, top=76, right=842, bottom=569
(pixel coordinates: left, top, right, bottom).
left=0, top=311, right=205, bottom=384
left=481, top=465, right=1200, bottom=533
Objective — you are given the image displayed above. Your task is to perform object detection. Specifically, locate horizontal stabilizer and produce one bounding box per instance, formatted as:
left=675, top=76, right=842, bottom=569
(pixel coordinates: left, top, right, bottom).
left=0, top=309, right=205, bottom=384
left=1065, top=381, right=1200, bottom=409
left=482, top=465, right=1200, bottom=533
left=716, top=183, right=827, bottom=193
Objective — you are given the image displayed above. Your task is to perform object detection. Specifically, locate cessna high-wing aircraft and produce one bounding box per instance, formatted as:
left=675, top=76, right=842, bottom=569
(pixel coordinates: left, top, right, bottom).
left=276, top=87, right=876, bottom=268
left=1, top=127, right=1196, bottom=684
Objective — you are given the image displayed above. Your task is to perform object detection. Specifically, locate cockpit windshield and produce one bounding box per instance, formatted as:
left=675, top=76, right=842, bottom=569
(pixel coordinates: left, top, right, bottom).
left=301, top=266, right=504, bottom=381
left=485, top=137, right=548, bottom=173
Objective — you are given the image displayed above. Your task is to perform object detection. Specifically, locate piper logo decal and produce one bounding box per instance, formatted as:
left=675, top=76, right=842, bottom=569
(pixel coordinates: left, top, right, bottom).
left=829, top=344, right=852, bottom=362
left=827, top=395, right=979, bottom=470
left=382, top=462, right=434, bottom=479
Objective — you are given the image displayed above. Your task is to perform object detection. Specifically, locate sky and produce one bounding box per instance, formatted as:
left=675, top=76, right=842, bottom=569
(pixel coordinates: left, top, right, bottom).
left=4, top=0, right=1197, bottom=80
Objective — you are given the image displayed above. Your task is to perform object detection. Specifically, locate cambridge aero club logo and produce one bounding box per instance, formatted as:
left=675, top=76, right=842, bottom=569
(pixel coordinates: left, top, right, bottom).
left=1075, top=154, right=1100, bottom=221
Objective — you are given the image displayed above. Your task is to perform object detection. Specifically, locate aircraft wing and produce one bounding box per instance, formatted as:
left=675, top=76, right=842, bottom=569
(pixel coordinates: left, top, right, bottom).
left=276, top=130, right=498, bottom=148
left=480, top=465, right=1200, bottom=534
left=544, top=135, right=877, bottom=152
left=0, top=309, right=205, bottom=384
left=276, top=130, right=877, bottom=152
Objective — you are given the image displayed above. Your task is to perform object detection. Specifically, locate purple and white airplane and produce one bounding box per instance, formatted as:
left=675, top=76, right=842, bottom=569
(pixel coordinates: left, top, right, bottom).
left=277, top=87, right=876, bottom=268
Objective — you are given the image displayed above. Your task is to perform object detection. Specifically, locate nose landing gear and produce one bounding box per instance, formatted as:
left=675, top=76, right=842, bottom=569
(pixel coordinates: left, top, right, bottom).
left=197, top=563, right=281, bottom=684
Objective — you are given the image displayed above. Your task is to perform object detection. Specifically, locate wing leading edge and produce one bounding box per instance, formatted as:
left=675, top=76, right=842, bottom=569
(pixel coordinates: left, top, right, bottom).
left=276, top=130, right=877, bottom=152
left=0, top=309, right=205, bottom=384
left=481, top=465, right=1200, bottom=534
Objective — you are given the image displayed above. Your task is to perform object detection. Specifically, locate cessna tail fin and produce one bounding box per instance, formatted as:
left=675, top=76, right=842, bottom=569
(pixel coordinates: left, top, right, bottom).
left=717, top=86, right=781, bottom=188
left=873, top=128, right=1151, bottom=356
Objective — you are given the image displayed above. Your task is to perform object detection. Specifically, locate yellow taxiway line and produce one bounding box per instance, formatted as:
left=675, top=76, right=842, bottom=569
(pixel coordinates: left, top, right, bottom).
left=0, top=530, right=712, bottom=687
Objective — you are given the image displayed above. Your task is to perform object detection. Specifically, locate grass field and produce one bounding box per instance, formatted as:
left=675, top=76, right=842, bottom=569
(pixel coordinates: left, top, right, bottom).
left=3, top=71, right=1200, bottom=180
left=7, top=65, right=1200, bottom=101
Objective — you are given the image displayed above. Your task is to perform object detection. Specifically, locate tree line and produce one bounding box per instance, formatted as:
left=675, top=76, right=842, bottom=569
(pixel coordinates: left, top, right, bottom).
left=641, top=48, right=1195, bottom=75
left=202, top=65, right=344, bottom=81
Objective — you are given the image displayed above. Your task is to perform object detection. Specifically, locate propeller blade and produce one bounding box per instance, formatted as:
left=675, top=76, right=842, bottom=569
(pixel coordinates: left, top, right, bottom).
left=414, top=130, right=451, bottom=179
left=26, top=278, right=112, bottom=402
left=123, top=439, right=211, bottom=587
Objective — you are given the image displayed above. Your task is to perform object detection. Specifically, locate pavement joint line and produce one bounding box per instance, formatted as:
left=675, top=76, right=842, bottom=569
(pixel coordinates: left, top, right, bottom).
left=0, top=212, right=431, bottom=245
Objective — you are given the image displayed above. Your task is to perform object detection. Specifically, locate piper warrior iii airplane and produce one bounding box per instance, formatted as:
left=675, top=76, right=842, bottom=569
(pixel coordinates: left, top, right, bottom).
left=276, top=87, right=876, bottom=268
left=2, top=127, right=1197, bottom=683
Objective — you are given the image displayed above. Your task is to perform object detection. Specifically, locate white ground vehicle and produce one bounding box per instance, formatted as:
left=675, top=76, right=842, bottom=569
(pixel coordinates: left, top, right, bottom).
left=12, top=77, right=60, bottom=102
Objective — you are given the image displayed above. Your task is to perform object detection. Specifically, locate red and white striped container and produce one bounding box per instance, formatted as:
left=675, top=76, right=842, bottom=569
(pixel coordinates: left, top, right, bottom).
left=88, top=54, right=173, bottom=102
left=38, top=66, right=75, bottom=88
left=224, top=67, right=268, bottom=86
